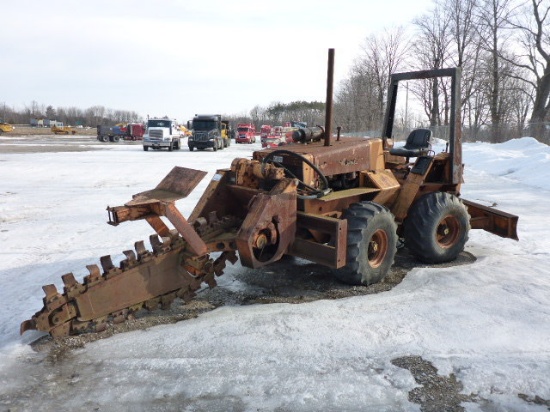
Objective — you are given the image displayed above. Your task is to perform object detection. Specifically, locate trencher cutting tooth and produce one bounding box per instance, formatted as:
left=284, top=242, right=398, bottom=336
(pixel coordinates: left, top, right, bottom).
left=149, top=234, right=169, bottom=254
left=84, top=264, right=103, bottom=286
left=134, top=240, right=149, bottom=259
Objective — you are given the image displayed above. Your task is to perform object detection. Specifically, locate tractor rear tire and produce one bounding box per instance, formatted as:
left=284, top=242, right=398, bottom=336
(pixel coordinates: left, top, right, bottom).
left=403, top=192, right=470, bottom=263
left=335, top=202, right=398, bottom=286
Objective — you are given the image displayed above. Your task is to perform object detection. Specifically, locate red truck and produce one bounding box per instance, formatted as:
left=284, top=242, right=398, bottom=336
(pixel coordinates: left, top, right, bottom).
left=236, top=123, right=256, bottom=144
left=97, top=123, right=146, bottom=142
left=260, top=124, right=272, bottom=147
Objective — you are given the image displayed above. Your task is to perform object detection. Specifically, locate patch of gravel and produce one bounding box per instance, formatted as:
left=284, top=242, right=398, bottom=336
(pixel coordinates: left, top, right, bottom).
left=392, top=355, right=477, bottom=412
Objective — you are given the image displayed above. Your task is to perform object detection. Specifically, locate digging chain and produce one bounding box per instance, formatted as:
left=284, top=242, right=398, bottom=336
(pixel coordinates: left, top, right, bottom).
left=21, top=215, right=241, bottom=338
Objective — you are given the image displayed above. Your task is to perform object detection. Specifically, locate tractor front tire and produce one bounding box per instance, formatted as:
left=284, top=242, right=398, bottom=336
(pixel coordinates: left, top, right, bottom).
left=404, top=192, right=470, bottom=263
left=335, top=202, right=398, bottom=286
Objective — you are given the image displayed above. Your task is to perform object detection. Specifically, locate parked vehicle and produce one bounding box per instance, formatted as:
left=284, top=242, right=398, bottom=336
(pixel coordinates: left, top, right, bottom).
left=142, top=118, right=183, bottom=151
left=236, top=123, right=256, bottom=144
left=97, top=124, right=146, bottom=142
left=260, top=125, right=272, bottom=147
left=188, top=114, right=230, bottom=151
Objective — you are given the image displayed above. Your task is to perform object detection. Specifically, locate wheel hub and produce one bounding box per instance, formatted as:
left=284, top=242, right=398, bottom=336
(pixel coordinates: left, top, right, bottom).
left=436, top=215, right=460, bottom=248
left=368, top=229, right=389, bottom=268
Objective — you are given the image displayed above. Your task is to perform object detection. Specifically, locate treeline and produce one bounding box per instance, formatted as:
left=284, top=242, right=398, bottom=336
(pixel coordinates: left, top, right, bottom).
left=222, top=101, right=326, bottom=129
left=333, top=0, right=550, bottom=143
left=1, top=101, right=141, bottom=126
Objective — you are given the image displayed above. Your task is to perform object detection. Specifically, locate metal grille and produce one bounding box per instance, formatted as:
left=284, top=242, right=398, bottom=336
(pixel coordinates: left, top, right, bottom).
left=194, top=131, right=209, bottom=142
left=149, top=129, right=164, bottom=139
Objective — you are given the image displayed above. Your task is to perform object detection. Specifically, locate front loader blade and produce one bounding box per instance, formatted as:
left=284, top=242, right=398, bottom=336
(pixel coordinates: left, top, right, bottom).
left=463, top=199, right=519, bottom=240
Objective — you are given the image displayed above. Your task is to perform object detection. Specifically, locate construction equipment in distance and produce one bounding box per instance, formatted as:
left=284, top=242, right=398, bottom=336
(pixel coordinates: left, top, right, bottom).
left=21, top=49, right=518, bottom=338
left=51, top=125, right=76, bottom=135
left=0, top=122, right=14, bottom=133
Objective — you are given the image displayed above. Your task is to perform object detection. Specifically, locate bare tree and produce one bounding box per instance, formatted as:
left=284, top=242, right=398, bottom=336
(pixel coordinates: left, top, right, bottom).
left=476, top=0, right=517, bottom=141
left=507, top=0, right=550, bottom=140
left=334, top=27, right=410, bottom=134
left=442, top=0, right=489, bottom=138
left=412, top=5, right=453, bottom=126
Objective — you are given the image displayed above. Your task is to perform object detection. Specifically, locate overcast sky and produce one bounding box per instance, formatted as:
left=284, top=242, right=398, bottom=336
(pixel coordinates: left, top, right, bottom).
left=1, top=0, right=434, bottom=122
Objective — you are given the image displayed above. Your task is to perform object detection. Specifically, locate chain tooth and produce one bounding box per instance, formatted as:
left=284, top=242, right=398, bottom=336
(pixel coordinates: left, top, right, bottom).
left=101, top=254, right=123, bottom=279
left=100, top=255, right=115, bottom=273
left=84, top=264, right=103, bottom=286
left=123, top=249, right=137, bottom=262
left=70, top=319, right=92, bottom=334
left=50, top=322, right=71, bottom=337
left=160, top=292, right=177, bottom=310
left=120, top=250, right=138, bottom=270
left=61, top=273, right=77, bottom=287
left=135, top=240, right=149, bottom=258
left=42, top=284, right=58, bottom=299
left=62, top=273, right=85, bottom=298
left=41, top=284, right=68, bottom=313
left=149, top=234, right=168, bottom=254
left=145, top=297, right=160, bottom=311
left=93, top=316, right=108, bottom=333
left=111, top=309, right=128, bottom=324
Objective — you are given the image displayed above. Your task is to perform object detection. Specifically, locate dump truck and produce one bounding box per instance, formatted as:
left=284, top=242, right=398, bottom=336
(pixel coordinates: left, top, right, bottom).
left=97, top=124, right=146, bottom=142
left=21, top=49, right=518, bottom=338
left=188, top=114, right=231, bottom=151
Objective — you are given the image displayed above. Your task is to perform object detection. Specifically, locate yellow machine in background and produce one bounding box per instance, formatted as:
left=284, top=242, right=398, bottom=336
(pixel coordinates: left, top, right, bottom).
left=0, top=122, right=14, bottom=133
left=51, top=125, right=76, bottom=135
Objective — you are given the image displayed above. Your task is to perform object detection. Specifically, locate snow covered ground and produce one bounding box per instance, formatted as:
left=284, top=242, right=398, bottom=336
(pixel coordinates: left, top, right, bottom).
left=0, top=135, right=549, bottom=411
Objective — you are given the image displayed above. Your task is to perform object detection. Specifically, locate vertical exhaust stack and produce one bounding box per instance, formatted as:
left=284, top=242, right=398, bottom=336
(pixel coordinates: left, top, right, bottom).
left=324, top=48, right=335, bottom=147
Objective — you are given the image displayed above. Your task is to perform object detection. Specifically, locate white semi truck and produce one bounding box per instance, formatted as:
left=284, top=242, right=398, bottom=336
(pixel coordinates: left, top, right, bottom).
left=142, top=118, right=184, bottom=151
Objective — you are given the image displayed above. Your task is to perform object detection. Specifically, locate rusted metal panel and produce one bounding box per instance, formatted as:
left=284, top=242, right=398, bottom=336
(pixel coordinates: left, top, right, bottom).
left=301, top=187, right=378, bottom=214
left=362, top=169, right=401, bottom=205
left=254, top=137, right=385, bottom=180
left=463, top=199, right=519, bottom=240
left=288, top=212, right=348, bottom=268
left=188, top=169, right=238, bottom=223
left=164, top=203, right=208, bottom=256
left=74, top=252, right=197, bottom=321
left=391, top=157, right=435, bottom=221
left=236, top=179, right=297, bottom=268
left=130, top=166, right=207, bottom=204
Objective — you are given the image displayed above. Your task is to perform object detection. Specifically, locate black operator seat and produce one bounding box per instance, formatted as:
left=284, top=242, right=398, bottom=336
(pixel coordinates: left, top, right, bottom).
left=389, top=128, right=432, bottom=158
